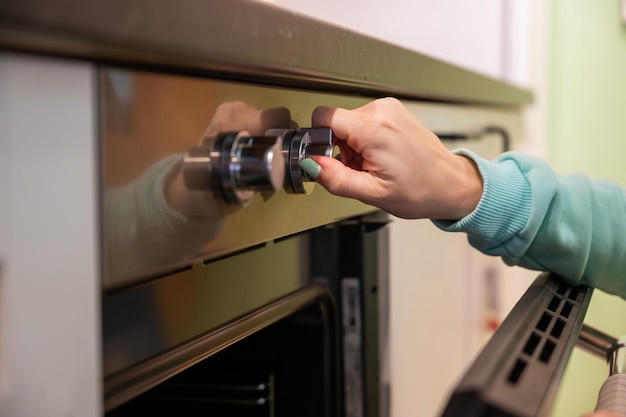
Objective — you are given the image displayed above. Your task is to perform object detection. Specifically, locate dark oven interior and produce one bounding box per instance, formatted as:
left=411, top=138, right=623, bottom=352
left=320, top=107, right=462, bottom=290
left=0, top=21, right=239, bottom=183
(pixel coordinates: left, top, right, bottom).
left=107, top=297, right=338, bottom=417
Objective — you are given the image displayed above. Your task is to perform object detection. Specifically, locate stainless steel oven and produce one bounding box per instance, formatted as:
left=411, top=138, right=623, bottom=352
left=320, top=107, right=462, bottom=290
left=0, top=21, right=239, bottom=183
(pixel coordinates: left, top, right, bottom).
left=99, top=67, right=390, bottom=417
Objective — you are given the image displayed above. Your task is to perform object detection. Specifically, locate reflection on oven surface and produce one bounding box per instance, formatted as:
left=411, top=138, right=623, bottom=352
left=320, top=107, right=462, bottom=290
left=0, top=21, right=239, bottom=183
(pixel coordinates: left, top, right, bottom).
left=107, top=302, right=337, bottom=417
left=100, top=68, right=373, bottom=290
left=103, top=97, right=295, bottom=285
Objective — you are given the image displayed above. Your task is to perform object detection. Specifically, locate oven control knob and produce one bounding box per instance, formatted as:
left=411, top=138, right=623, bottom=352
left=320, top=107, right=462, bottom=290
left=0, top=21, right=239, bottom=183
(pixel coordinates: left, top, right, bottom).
left=182, top=130, right=285, bottom=206
left=266, top=127, right=334, bottom=194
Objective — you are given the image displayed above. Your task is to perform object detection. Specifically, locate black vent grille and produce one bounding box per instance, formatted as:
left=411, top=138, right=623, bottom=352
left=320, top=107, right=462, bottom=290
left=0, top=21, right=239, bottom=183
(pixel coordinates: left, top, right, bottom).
left=506, top=283, right=583, bottom=386
left=441, top=273, right=593, bottom=417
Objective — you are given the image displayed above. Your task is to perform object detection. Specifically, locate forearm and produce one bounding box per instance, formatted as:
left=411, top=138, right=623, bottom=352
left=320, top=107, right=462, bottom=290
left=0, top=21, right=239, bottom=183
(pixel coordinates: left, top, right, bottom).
left=105, top=155, right=222, bottom=280
left=435, top=150, right=626, bottom=299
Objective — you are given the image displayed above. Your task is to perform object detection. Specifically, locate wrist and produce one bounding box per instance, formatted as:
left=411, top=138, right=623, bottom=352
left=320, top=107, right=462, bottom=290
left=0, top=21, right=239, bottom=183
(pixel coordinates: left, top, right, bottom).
left=452, top=154, right=483, bottom=219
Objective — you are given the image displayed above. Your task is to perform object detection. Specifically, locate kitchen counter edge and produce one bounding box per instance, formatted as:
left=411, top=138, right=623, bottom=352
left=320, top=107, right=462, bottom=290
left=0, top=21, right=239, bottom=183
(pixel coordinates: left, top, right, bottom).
left=0, top=0, right=533, bottom=106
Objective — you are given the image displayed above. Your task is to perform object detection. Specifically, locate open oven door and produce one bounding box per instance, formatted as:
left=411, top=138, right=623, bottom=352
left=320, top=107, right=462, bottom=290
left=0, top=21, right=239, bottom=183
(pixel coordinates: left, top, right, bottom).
left=440, top=273, right=594, bottom=417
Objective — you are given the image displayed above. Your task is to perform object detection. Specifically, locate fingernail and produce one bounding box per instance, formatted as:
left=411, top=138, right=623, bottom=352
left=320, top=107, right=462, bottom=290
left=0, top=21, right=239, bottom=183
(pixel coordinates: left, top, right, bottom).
left=299, top=158, right=322, bottom=179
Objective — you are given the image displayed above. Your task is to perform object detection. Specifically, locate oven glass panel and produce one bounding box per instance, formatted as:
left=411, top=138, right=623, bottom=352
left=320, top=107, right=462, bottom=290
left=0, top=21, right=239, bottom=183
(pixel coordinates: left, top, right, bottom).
left=106, top=301, right=338, bottom=417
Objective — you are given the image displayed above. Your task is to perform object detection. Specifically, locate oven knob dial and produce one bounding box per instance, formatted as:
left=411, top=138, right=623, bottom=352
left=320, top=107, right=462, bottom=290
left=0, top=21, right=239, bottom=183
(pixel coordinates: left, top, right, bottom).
left=266, top=127, right=334, bottom=194
left=182, top=131, right=285, bottom=206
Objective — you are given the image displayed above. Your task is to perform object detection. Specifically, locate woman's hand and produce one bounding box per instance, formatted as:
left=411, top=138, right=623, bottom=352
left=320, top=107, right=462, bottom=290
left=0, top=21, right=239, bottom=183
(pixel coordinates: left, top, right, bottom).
left=301, top=97, right=483, bottom=220
left=581, top=412, right=626, bottom=417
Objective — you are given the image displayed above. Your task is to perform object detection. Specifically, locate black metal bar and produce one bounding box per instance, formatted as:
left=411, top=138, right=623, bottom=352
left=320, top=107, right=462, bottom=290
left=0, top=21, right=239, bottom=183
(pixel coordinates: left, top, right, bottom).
left=436, top=125, right=511, bottom=153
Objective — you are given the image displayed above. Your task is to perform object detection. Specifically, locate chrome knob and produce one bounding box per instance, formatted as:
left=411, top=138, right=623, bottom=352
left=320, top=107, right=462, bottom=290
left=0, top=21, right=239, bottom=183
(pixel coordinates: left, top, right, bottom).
left=233, top=134, right=285, bottom=191
left=183, top=130, right=285, bottom=205
left=266, top=127, right=334, bottom=194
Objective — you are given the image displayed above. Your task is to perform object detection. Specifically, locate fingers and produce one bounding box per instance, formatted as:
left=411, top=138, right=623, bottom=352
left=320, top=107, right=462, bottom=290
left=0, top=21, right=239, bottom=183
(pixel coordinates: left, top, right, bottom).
left=203, top=101, right=294, bottom=139
left=312, top=104, right=369, bottom=154
left=334, top=142, right=364, bottom=170
left=312, top=97, right=412, bottom=154
left=203, top=101, right=253, bottom=138
left=301, top=156, right=383, bottom=205
left=258, top=106, right=293, bottom=134
left=307, top=97, right=484, bottom=220
left=312, top=105, right=354, bottom=139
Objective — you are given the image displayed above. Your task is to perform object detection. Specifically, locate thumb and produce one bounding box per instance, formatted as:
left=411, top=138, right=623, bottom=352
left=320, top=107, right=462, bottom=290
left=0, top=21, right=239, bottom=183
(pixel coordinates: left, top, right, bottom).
left=300, top=157, right=379, bottom=203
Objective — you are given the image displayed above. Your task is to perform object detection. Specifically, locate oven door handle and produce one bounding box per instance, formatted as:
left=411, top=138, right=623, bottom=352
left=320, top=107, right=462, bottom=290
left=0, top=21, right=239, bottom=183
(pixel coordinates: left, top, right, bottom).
left=435, top=125, right=511, bottom=153
left=579, top=325, right=626, bottom=414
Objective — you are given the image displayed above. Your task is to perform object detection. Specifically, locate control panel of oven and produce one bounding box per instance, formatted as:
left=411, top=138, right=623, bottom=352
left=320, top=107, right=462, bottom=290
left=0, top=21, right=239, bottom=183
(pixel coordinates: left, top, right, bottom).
left=182, top=127, right=334, bottom=205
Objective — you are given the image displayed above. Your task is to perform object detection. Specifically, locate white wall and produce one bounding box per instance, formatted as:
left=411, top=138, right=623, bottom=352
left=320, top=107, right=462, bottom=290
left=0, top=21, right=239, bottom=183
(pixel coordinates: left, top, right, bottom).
left=265, top=0, right=548, bottom=153
left=269, top=0, right=526, bottom=85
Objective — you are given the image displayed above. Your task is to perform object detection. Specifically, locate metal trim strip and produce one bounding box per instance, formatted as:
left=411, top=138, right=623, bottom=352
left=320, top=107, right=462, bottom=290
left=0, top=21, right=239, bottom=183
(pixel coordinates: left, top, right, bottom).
left=0, top=0, right=532, bottom=105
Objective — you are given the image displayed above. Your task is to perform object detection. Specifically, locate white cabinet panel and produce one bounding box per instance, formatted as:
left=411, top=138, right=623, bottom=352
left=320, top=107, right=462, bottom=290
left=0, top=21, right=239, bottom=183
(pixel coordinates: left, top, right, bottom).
left=0, top=54, right=100, bottom=417
left=389, top=101, right=537, bottom=416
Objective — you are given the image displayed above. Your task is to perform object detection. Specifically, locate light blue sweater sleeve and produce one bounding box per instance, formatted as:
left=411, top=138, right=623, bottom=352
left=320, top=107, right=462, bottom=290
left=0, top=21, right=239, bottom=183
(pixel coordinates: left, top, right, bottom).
left=435, top=149, right=626, bottom=299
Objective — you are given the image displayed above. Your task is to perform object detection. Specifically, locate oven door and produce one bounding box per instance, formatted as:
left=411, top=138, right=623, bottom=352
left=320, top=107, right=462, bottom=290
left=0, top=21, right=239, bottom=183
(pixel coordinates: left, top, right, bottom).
left=440, top=273, right=593, bottom=417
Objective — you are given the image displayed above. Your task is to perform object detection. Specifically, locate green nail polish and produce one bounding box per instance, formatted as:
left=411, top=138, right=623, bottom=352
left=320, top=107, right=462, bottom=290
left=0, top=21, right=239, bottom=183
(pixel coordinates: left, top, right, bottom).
left=300, top=158, right=322, bottom=179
